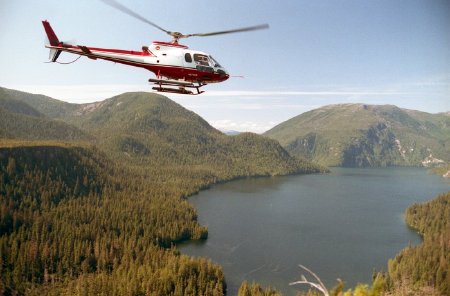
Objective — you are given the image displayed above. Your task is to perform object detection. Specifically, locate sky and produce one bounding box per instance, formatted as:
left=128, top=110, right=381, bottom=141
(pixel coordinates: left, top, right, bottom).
left=1, top=0, right=449, bottom=133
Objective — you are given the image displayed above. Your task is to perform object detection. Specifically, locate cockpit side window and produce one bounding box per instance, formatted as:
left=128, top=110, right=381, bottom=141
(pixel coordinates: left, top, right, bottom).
left=185, top=53, right=192, bottom=63
left=193, top=54, right=210, bottom=66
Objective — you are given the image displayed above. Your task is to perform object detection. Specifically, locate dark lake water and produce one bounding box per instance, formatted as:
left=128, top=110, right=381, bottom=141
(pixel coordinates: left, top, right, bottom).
left=179, top=168, right=450, bottom=295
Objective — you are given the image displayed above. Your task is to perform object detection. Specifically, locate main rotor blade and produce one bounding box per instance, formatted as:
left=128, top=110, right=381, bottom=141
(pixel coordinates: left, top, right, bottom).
left=187, top=24, right=269, bottom=38
left=100, top=0, right=170, bottom=34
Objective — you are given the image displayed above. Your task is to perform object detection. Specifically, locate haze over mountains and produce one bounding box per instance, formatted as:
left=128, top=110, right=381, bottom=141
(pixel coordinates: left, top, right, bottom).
left=265, top=103, right=450, bottom=168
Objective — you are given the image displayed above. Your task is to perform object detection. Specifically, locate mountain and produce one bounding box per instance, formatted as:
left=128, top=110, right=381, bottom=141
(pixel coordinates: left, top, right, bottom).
left=31, top=91, right=325, bottom=178
left=0, top=86, right=325, bottom=189
left=264, top=104, right=450, bottom=167
left=0, top=87, right=91, bottom=141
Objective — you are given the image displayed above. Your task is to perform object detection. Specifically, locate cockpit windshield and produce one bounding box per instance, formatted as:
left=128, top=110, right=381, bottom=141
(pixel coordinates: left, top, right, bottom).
left=193, top=54, right=210, bottom=66
left=193, top=53, right=222, bottom=68
left=209, top=56, right=221, bottom=68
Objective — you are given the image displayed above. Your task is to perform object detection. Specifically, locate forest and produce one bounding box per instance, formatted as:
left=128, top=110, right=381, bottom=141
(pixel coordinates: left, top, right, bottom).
left=0, top=135, right=324, bottom=295
left=0, top=143, right=223, bottom=295
left=387, top=191, right=450, bottom=295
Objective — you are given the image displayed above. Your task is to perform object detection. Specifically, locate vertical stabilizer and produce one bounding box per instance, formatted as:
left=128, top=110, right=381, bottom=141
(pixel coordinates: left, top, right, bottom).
left=42, top=20, right=60, bottom=46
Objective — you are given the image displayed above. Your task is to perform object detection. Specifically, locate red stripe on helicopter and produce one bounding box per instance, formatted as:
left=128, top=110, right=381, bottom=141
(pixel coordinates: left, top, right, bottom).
left=86, top=46, right=155, bottom=57
left=51, top=44, right=155, bottom=57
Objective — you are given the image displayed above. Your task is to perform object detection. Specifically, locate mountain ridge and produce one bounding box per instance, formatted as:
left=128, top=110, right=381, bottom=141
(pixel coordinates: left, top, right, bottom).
left=0, top=87, right=325, bottom=188
left=70, top=91, right=325, bottom=177
left=264, top=103, right=449, bottom=167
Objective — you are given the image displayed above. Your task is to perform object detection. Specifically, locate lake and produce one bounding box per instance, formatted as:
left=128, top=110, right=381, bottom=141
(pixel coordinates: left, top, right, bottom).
left=179, top=168, right=450, bottom=295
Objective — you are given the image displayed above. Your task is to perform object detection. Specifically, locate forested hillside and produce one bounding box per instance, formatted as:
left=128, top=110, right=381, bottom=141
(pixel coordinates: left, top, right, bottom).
left=0, top=142, right=225, bottom=295
left=1, top=88, right=326, bottom=195
left=0, top=87, right=79, bottom=119
left=387, top=191, right=450, bottom=295
left=0, top=88, right=325, bottom=295
left=264, top=104, right=450, bottom=167
left=0, top=89, right=90, bottom=141
left=66, top=91, right=322, bottom=177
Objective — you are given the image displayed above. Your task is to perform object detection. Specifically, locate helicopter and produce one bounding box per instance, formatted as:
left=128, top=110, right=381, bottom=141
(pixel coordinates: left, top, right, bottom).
left=42, top=0, right=268, bottom=95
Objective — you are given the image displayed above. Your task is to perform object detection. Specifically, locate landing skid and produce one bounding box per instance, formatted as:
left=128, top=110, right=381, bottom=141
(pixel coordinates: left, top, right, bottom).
left=149, top=78, right=205, bottom=95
